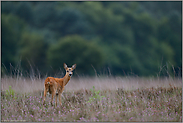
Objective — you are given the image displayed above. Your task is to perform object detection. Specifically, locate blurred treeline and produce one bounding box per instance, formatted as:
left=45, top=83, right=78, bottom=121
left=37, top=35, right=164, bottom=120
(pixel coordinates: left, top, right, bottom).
left=1, top=1, right=182, bottom=77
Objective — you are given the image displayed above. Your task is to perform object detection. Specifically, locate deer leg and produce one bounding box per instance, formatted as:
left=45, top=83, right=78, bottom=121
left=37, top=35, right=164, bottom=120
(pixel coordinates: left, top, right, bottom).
left=55, top=94, right=58, bottom=107
left=43, top=85, right=47, bottom=105
left=60, top=87, right=65, bottom=94
left=59, top=93, right=62, bottom=106
left=51, top=91, right=55, bottom=106
left=59, top=87, right=65, bottom=106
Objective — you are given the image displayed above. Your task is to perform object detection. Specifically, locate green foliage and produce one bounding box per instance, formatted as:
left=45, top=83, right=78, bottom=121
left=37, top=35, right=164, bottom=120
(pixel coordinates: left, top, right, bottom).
left=18, top=32, right=47, bottom=73
left=5, top=86, right=17, bottom=99
left=51, top=7, right=92, bottom=37
left=33, top=2, right=57, bottom=28
left=87, top=86, right=105, bottom=103
left=6, top=86, right=15, bottom=96
left=14, top=2, right=33, bottom=24
left=157, top=16, right=181, bottom=76
left=1, top=1, right=182, bottom=77
left=1, top=14, right=26, bottom=75
left=47, top=35, right=104, bottom=74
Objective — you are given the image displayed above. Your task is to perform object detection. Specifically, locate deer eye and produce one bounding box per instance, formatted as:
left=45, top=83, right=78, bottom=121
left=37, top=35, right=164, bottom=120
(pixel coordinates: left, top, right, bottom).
left=67, top=70, right=69, bottom=72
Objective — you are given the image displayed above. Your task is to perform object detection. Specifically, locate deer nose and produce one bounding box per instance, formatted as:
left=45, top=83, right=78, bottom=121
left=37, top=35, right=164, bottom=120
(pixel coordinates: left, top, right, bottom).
left=69, top=74, right=72, bottom=76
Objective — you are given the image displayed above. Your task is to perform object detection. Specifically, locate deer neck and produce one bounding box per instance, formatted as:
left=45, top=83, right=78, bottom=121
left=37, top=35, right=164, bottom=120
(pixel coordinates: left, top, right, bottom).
left=63, top=74, right=71, bottom=86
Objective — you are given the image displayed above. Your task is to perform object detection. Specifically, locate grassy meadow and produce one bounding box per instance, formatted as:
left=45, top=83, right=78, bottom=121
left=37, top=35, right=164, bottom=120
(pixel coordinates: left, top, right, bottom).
left=1, top=76, right=182, bottom=122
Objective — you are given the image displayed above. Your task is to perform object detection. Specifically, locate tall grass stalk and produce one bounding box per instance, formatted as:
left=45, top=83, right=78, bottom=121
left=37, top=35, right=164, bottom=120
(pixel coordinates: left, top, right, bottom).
left=1, top=64, right=182, bottom=122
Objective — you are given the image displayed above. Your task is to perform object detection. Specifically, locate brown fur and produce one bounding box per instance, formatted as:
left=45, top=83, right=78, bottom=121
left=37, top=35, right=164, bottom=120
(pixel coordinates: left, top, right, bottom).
left=43, top=63, right=76, bottom=107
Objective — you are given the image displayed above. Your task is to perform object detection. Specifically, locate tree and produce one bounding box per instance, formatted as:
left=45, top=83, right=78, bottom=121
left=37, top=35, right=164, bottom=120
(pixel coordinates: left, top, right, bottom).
left=1, top=14, right=25, bottom=74
left=47, top=35, right=104, bottom=75
left=18, top=32, right=47, bottom=74
left=157, top=14, right=182, bottom=76
left=49, top=7, right=92, bottom=38
left=111, top=43, right=143, bottom=76
left=33, top=2, right=57, bottom=28
left=1, top=1, right=182, bottom=77
left=1, top=1, right=17, bottom=14
left=14, top=2, right=33, bottom=24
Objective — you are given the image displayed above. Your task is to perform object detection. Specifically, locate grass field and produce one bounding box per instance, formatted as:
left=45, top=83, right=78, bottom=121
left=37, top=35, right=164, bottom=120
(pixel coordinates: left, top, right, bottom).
left=1, top=76, right=182, bottom=122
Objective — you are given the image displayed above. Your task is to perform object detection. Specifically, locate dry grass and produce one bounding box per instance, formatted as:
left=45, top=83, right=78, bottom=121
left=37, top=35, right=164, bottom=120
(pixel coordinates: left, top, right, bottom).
left=1, top=76, right=182, bottom=92
left=1, top=76, right=182, bottom=122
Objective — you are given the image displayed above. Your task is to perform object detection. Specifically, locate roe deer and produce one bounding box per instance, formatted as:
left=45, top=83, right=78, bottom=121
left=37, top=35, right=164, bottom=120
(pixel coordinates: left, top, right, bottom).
left=43, top=63, right=76, bottom=107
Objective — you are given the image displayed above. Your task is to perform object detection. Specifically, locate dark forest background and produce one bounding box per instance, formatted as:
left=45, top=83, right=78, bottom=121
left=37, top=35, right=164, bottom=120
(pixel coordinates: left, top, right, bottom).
left=1, top=1, right=182, bottom=77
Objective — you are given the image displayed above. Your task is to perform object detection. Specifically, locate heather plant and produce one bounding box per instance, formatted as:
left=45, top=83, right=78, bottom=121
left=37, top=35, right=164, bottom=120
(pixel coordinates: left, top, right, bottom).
left=4, top=86, right=17, bottom=99
left=87, top=86, right=105, bottom=103
left=1, top=77, right=182, bottom=122
left=5, top=86, right=15, bottom=96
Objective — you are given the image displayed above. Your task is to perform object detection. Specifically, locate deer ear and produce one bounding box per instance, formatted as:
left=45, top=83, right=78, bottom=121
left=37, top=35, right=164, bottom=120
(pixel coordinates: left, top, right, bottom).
left=72, top=64, right=76, bottom=70
left=63, top=63, right=68, bottom=69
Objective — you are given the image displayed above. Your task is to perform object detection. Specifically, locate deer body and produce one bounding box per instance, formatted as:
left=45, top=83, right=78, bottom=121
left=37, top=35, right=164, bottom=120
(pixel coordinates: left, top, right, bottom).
left=43, top=63, right=76, bottom=107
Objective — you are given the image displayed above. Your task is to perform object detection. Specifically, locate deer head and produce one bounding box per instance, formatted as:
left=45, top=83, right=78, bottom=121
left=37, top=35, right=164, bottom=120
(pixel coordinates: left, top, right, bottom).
left=64, top=63, right=76, bottom=77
